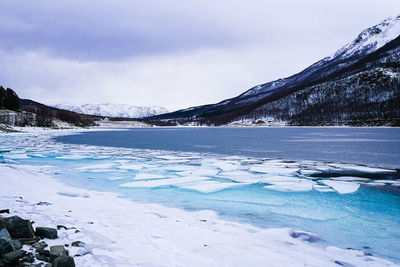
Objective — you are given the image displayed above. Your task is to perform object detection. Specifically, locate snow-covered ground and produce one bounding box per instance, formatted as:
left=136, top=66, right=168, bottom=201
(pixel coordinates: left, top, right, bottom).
left=2, top=163, right=398, bottom=267
left=1, top=128, right=399, bottom=266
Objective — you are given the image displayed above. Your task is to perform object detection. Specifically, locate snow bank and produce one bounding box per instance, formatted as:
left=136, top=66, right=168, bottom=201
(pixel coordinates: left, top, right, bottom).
left=1, top=164, right=397, bottom=267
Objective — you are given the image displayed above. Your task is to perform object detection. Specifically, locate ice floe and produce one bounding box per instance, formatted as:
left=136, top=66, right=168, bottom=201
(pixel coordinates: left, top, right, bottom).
left=321, top=180, right=361, bottom=194
left=264, top=179, right=315, bottom=192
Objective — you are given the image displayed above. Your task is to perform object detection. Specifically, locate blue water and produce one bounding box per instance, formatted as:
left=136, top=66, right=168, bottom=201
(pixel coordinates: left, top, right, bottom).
left=1, top=127, right=400, bottom=262
left=54, top=127, right=400, bottom=168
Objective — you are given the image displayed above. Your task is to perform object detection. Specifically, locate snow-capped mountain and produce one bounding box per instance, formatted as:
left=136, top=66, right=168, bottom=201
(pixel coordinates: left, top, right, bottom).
left=146, top=15, right=400, bottom=126
left=53, top=103, right=168, bottom=118
left=329, top=16, right=400, bottom=61
left=237, top=15, right=400, bottom=102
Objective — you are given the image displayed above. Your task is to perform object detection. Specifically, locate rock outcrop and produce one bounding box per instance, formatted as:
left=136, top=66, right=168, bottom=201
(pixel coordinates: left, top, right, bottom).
left=0, top=110, right=36, bottom=126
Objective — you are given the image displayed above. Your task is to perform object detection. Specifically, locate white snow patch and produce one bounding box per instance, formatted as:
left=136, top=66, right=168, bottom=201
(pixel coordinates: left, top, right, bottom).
left=1, top=164, right=396, bottom=266
left=321, top=180, right=361, bottom=194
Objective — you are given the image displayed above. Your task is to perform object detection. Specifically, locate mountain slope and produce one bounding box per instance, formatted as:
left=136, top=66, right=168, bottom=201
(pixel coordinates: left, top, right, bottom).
left=53, top=103, right=168, bottom=118
left=145, top=15, right=400, bottom=126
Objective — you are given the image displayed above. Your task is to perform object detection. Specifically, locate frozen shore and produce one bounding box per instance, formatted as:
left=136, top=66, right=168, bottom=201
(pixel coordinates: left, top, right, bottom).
left=1, top=163, right=398, bottom=266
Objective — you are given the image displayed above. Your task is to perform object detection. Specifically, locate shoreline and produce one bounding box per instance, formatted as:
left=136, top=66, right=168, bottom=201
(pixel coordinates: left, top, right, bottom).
left=1, top=164, right=398, bottom=267
left=1, top=127, right=399, bottom=266
left=1, top=122, right=400, bottom=135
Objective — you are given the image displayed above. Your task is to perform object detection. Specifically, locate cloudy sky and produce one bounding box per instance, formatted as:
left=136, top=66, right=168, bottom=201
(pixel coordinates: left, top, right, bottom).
left=0, top=1, right=398, bottom=111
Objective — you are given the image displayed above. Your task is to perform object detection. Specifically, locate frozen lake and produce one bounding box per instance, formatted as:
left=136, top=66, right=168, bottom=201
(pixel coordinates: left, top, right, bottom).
left=1, top=127, right=400, bottom=263
left=55, top=127, right=400, bottom=168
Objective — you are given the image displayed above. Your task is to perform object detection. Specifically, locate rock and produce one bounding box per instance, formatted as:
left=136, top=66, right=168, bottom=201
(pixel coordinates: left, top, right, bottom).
left=334, top=260, right=354, bottom=267
left=22, top=252, right=35, bottom=264
left=53, top=256, right=75, bottom=267
left=36, top=202, right=52, bottom=206
left=12, top=240, right=22, bottom=250
left=0, top=210, right=9, bottom=214
left=0, top=238, right=14, bottom=255
left=37, top=248, right=50, bottom=257
left=1, top=250, right=26, bottom=264
left=289, top=230, right=321, bottom=243
left=6, top=216, right=35, bottom=238
left=49, top=245, right=67, bottom=263
left=56, top=225, right=67, bottom=230
left=36, top=227, right=58, bottom=239
left=17, top=236, right=40, bottom=244
left=33, top=241, right=48, bottom=250
left=36, top=254, right=50, bottom=262
left=0, top=228, right=12, bottom=242
left=71, top=241, right=84, bottom=248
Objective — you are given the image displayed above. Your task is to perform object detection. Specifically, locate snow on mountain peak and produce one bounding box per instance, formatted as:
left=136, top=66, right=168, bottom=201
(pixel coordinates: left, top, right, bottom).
left=330, top=15, right=400, bottom=60
left=53, top=103, right=168, bottom=118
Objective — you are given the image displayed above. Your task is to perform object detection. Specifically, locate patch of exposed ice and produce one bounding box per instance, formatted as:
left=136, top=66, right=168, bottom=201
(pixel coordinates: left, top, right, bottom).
left=76, top=163, right=116, bottom=171
left=327, top=163, right=396, bottom=173
left=331, top=176, right=370, bottom=182
left=180, top=180, right=243, bottom=193
left=119, top=176, right=208, bottom=188
left=57, top=191, right=90, bottom=198
left=212, top=161, right=239, bottom=172
left=264, top=179, right=315, bottom=192
left=321, top=180, right=360, bottom=194
left=134, top=173, right=166, bottom=180
left=313, top=185, right=336, bottom=192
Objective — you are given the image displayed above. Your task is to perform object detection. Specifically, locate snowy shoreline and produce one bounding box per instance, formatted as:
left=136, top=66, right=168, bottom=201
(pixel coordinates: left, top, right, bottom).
left=2, top=164, right=398, bottom=267
left=1, top=129, right=399, bottom=266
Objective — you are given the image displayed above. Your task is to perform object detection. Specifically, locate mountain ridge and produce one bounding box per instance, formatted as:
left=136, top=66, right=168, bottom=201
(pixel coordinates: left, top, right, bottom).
left=144, top=15, right=400, bottom=126
left=53, top=103, right=168, bottom=118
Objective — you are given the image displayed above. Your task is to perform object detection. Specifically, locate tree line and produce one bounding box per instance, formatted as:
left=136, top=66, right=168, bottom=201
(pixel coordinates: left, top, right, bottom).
left=0, top=85, right=96, bottom=127
left=0, top=86, right=20, bottom=111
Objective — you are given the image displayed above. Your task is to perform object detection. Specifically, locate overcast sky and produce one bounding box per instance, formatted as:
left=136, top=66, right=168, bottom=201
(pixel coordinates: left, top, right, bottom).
left=0, top=1, right=399, bottom=111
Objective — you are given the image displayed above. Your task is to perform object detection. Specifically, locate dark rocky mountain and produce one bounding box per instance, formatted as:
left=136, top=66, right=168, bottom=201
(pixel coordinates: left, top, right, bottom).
left=145, top=16, right=400, bottom=126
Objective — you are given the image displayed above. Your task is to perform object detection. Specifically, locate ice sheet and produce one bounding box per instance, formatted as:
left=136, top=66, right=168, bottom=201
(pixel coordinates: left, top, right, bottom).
left=321, top=180, right=360, bottom=194
left=2, top=164, right=396, bottom=267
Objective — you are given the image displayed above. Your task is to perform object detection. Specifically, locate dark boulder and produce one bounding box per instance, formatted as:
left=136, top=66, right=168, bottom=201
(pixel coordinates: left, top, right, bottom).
left=17, top=236, right=40, bottom=244
left=50, top=245, right=68, bottom=263
left=71, top=241, right=84, bottom=247
left=37, top=248, right=50, bottom=257
left=33, top=241, right=48, bottom=250
left=0, top=219, right=7, bottom=231
left=0, top=228, right=12, bottom=242
left=36, top=227, right=58, bottom=239
left=53, top=255, right=75, bottom=267
left=290, top=230, right=321, bottom=243
left=12, top=240, right=22, bottom=250
left=36, top=253, right=50, bottom=262
left=21, top=252, right=35, bottom=264
left=0, top=238, right=14, bottom=255
left=6, top=216, right=35, bottom=238
left=57, top=225, right=68, bottom=230
left=1, top=250, right=26, bottom=264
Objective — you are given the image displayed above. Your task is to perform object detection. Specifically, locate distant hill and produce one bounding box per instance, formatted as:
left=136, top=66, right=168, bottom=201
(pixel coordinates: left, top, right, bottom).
left=0, top=94, right=99, bottom=127
left=145, top=15, right=400, bottom=126
left=53, top=103, right=168, bottom=118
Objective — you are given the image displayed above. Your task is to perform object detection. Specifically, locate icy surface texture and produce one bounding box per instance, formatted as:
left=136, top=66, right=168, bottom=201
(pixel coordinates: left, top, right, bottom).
left=1, top=129, right=399, bottom=263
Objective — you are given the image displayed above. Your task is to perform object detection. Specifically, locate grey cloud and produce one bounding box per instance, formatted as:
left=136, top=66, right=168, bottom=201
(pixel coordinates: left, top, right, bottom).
left=0, top=0, right=399, bottom=110
left=3, top=0, right=397, bottom=62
